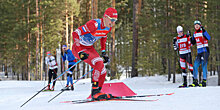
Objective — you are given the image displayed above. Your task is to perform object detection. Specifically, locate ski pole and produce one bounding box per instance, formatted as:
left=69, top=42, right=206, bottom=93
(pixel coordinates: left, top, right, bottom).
left=48, top=68, right=94, bottom=103
left=20, top=60, right=82, bottom=108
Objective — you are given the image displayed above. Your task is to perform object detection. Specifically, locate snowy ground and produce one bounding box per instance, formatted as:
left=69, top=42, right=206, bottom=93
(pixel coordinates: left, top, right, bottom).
left=0, top=74, right=219, bottom=110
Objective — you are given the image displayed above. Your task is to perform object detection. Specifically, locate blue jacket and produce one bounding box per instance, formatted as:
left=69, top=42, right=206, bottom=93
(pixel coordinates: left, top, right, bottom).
left=62, top=49, right=76, bottom=65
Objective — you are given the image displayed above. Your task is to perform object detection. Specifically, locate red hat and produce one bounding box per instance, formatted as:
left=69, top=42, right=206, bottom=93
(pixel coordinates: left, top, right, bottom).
left=46, top=51, right=51, bottom=55
left=104, top=7, right=118, bottom=18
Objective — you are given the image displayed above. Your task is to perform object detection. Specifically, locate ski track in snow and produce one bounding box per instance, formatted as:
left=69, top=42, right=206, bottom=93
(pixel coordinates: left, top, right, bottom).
left=0, top=74, right=219, bottom=110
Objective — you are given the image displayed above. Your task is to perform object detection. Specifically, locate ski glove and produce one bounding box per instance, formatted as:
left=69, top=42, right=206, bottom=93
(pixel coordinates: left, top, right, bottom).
left=78, top=52, right=89, bottom=60
left=173, top=37, right=178, bottom=51
left=186, top=30, right=191, bottom=37
left=101, top=52, right=109, bottom=63
left=200, top=26, right=209, bottom=40
left=200, top=26, right=206, bottom=32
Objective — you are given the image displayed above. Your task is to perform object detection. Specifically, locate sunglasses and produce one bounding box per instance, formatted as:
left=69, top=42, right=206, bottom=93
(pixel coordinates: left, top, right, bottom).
left=62, top=48, right=66, bottom=50
left=106, top=15, right=117, bottom=22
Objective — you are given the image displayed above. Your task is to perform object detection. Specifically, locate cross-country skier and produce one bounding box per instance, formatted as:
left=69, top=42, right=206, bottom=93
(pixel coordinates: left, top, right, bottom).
left=45, top=51, right=58, bottom=91
left=189, top=20, right=211, bottom=87
left=71, top=7, right=117, bottom=100
left=61, top=45, right=77, bottom=91
left=173, top=26, right=194, bottom=88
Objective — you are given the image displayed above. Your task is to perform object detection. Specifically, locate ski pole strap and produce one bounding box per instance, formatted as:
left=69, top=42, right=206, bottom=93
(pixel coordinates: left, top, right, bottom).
left=49, top=60, right=82, bottom=85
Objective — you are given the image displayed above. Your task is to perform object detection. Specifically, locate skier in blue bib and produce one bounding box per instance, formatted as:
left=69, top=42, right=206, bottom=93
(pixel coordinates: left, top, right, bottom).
left=61, top=45, right=77, bottom=91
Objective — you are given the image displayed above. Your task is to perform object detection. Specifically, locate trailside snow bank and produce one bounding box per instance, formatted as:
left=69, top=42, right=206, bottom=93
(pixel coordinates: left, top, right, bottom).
left=0, top=74, right=219, bottom=110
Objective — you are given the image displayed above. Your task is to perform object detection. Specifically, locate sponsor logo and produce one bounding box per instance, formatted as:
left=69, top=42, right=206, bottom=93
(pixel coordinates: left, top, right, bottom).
left=113, top=13, right=117, bottom=15
left=93, top=70, right=100, bottom=81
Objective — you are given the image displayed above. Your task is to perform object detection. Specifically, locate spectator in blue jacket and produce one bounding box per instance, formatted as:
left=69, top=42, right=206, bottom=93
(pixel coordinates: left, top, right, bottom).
left=189, top=20, right=211, bottom=87
left=61, top=45, right=77, bottom=91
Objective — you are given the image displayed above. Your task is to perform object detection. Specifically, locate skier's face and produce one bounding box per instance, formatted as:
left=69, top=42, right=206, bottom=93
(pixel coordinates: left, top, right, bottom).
left=104, top=15, right=117, bottom=28
left=178, top=31, right=183, bottom=36
left=47, top=54, right=51, bottom=57
left=62, top=47, right=67, bottom=51
left=194, top=24, right=200, bottom=30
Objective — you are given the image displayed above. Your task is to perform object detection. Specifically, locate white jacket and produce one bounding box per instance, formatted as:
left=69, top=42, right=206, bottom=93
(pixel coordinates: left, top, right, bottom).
left=45, top=56, right=58, bottom=70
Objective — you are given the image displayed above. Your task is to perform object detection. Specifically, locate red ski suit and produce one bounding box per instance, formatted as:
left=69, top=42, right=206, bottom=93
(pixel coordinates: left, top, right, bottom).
left=72, top=18, right=111, bottom=88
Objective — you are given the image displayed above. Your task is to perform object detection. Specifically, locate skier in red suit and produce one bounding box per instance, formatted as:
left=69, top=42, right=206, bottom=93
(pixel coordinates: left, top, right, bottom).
left=72, top=7, right=117, bottom=100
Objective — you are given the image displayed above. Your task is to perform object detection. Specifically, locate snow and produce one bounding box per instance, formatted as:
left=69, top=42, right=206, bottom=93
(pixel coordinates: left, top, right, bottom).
left=0, top=74, right=219, bottom=110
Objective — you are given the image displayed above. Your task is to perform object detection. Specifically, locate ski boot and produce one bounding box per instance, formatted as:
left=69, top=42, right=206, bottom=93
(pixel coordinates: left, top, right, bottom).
left=51, top=86, right=55, bottom=91
left=61, top=85, right=70, bottom=91
left=179, top=82, right=187, bottom=88
left=71, top=84, right=74, bottom=91
left=199, top=79, right=206, bottom=87
left=45, top=85, right=51, bottom=91
left=189, top=79, right=199, bottom=87
left=91, top=82, right=113, bottom=101
left=179, top=76, right=187, bottom=88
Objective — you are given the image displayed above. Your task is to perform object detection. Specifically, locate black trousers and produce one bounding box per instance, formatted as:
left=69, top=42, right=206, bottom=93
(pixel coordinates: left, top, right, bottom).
left=48, top=68, right=58, bottom=86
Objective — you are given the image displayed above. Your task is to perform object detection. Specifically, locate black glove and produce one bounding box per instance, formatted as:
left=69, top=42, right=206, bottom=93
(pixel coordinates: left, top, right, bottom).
left=101, top=51, right=109, bottom=63
left=200, top=26, right=206, bottom=32
left=65, top=50, right=68, bottom=54
left=173, top=37, right=178, bottom=51
left=200, top=26, right=208, bottom=40
left=78, top=52, right=89, bottom=60
left=186, top=30, right=191, bottom=37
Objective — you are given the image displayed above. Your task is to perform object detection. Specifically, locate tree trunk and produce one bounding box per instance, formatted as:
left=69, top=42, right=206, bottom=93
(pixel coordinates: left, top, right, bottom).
left=131, top=0, right=140, bottom=77
left=218, top=40, right=220, bottom=86
left=110, top=0, right=116, bottom=80
left=92, top=0, right=98, bottom=48
left=4, top=59, right=8, bottom=78
left=40, top=0, right=43, bottom=81
left=35, top=0, right=39, bottom=80
left=173, top=54, right=176, bottom=83
left=70, top=14, right=73, bottom=50
left=77, top=63, right=80, bottom=79
left=27, top=0, right=31, bottom=81
left=65, top=0, right=69, bottom=47
left=168, top=58, right=171, bottom=81
left=83, top=62, right=86, bottom=79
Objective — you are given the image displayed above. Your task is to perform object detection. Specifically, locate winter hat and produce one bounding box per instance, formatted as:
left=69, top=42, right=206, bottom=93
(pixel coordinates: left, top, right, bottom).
left=62, top=45, right=67, bottom=49
left=176, top=26, right=183, bottom=33
left=104, top=8, right=118, bottom=19
left=46, top=51, right=51, bottom=55
left=194, top=20, right=201, bottom=25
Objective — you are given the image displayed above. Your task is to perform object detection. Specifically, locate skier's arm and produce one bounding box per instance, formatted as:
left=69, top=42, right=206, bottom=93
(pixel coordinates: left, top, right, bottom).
left=190, top=35, right=196, bottom=45
left=100, top=37, right=107, bottom=52
left=203, top=31, right=211, bottom=40
left=72, top=20, right=98, bottom=40
left=201, top=26, right=211, bottom=40
left=173, top=37, right=178, bottom=51
left=45, top=57, right=48, bottom=65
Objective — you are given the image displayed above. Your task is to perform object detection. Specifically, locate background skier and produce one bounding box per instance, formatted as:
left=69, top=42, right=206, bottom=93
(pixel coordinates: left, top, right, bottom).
left=173, top=26, right=194, bottom=87
left=45, top=51, right=58, bottom=91
left=189, top=20, right=211, bottom=87
left=61, top=45, right=77, bottom=91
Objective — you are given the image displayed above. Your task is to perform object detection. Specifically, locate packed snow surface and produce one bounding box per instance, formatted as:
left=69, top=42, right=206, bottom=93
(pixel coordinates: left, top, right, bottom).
left=0, top=74, right=219, bottom=110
